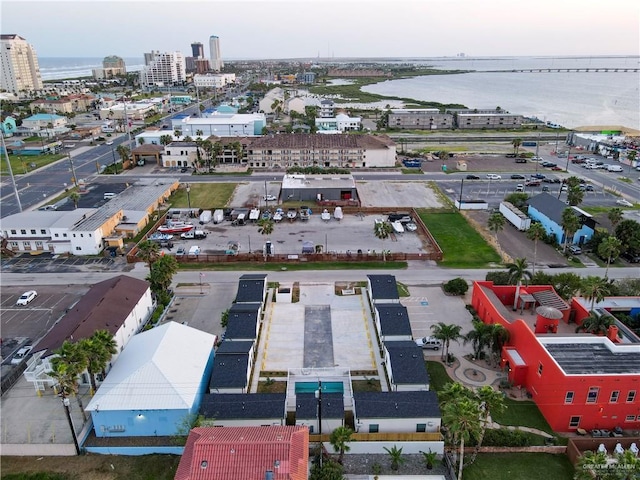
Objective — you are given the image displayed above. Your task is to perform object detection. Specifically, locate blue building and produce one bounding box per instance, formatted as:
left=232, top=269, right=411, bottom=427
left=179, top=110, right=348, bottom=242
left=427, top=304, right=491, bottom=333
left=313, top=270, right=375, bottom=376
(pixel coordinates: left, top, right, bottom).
left=527, top=193, right=596, bottom=246
left=1, top=116, right=17, bottom=135
left=85, top=322, right=216, bottom=438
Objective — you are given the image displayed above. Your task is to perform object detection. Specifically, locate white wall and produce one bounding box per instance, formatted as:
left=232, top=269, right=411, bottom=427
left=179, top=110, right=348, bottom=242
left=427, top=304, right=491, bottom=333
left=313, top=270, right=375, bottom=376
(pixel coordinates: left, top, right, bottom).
left=113, top=288, right=154, bottom=361
left=364, top=147, right=396, bottom=168
left=69, top=228, right=103, bottom=255
left=356, top=417, right=441, bottom=434
left=340, top=440, right=444, bottom=455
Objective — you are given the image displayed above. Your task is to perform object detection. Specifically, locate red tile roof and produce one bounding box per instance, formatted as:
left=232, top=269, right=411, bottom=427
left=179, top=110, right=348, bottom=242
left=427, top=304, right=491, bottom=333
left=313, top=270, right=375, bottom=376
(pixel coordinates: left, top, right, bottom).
left=175, top=426, right=309, bottom=480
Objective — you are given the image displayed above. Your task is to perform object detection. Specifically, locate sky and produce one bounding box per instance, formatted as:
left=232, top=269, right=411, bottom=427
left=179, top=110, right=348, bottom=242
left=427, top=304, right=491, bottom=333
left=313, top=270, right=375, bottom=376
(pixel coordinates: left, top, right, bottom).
left=2, top=0, right=639, bottom=59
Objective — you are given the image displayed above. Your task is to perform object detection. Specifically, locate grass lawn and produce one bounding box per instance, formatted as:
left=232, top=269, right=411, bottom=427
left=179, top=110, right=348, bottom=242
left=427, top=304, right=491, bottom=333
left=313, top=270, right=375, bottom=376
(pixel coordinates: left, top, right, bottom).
left=179, top=261, right=408, bottom=271
left=417, top=210, right=500, bottom=267
left=0, top=153, right=65, bottom=176
left=492, top=397, right=555, bottom=435
left=426, top=361, right=453, bottom=392
left=169, top=183, right=236, bottom=208
left=0, top=454, right=180, bottom=480
left=463, top=453, right=574, bottom=480
left=396, top=281, right=411, bottom=297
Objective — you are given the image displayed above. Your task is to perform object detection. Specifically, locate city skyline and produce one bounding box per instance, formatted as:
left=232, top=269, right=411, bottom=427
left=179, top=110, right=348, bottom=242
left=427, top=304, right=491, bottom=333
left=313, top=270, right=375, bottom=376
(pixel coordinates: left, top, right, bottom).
left=2, top=0, right=639, bottom=59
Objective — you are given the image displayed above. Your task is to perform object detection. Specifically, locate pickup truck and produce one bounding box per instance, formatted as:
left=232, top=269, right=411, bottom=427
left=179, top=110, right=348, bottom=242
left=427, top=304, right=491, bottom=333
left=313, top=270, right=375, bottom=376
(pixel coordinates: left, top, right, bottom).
left=180, top=230, right=207, bottom=239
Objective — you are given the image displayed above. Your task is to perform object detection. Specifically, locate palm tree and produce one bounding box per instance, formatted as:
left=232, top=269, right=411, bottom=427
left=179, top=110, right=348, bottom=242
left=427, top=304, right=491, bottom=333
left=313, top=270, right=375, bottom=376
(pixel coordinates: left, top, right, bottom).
left=79, top=329, right=117, bottom=395
left=374, top=221, right=393, bottom=261
left=561, top=208, right=581, bottom=253
left=160, top=134, right=173, bottom=146
left=329, top=426, right=353, bottom=464
left=487, top=213, right=505, bottom=259
left=511, top=138, right=522, bottom=157
left=195, top=129, right=204, bottom=138
left=137, top=240, right=160, bottom=268
left=467, top=385, right=506, bottom=465
left=598, top=236, right=622, bottom=278
left=506, top=257, right=532, bottom=310
left=69, top=191, right=80, bottom=209
left=138, top=137, right=146, bottom=146
left=49, top=341, right=89, bottom=422
left=464, top=321, right=493, bottom=360
left=383, top=445, right=405, bottom=471
left=526, top=223, right=546, bottom=276
left=257, top=218, right=274, bottom=236
left=212, top=141, right=223, bottom=169
left=442, top=397, right=482, bottom=480
left=173, top=128, right=182, bottom=140
left=116, top=144, right=130, bottom=164
left=581, top=275, right=611, bottom=311
left=487, top=324, right=510, bottom=365
left=90, top=329, right=118, bottom=378
left=573, top=450, right=608, bottom=480
left=607, top=208, right=623, bottom=232
left=430, top=322, right=463, bottom=362
left=576, top=313, right=613, bottom=335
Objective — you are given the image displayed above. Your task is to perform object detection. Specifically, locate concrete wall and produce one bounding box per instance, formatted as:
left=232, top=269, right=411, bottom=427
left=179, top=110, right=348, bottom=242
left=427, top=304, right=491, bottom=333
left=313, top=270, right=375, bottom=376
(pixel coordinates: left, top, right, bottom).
left=338, top=440, right=444, bottom=455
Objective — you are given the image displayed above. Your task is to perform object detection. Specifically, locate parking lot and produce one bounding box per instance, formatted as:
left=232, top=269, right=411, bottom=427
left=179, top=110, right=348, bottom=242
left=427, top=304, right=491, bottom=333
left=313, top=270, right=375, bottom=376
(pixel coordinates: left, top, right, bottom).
left=1, top=253, right=117, bottom=274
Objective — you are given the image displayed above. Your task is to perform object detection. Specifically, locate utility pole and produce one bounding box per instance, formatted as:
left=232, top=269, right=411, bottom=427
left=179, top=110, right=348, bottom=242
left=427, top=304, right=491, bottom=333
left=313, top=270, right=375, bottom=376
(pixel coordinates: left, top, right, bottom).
left=68, top=153, right=78, bottom=188
left=458, top=178, right=464, bottom=210
left=186, top=183, right=191, bottom=210
left=316, top=380, right=323, bottom=468
left=1, top=131, right=22, bottom=212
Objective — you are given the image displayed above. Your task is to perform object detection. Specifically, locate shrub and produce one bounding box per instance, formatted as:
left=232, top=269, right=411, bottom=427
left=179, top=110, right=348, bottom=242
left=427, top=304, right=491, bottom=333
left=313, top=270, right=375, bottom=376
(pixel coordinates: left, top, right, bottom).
left=443, top=277, right=469, bottom=295
left=485, top=271, right=511, bottom=285
left=481, top=428, right=532, bottom=447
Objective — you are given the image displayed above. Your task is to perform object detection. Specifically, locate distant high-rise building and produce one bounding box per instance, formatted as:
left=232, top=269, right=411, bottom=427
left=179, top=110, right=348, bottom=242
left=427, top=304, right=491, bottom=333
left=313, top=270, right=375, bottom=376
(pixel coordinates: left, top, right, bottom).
left=93, top=55, right=127, bottom=79
left=0, top=34, right=43, bottom=94
left=191, top=42, right=204, bottom=59
left=139, top=51, right=186, bottom=88
left=209, top=35, right=223, bottom=72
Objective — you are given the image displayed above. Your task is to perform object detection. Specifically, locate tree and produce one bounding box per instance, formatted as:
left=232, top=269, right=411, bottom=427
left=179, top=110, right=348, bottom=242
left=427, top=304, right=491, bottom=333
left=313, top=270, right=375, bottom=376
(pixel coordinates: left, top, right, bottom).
left=146, top=254, right=178, bottom=294
left=159, top=134, right=173, bottom=146
left=48, top=340, right=89, bottom=422
left=607, top=208, right=623, bottom=232
left=421, top=449, right=438, bottom=470
left=526, top=222, right=546, bottom=276
left=487, top=323, right=510, bottom=364
left=309, top=459, right=344, bottom=480
left=116, top=144, right=130, bottom=163
left=374, top=221, right=393, bottom=261
left=487, top=213, right=505, bottom=259
left=138, top=137, right=146, bottom=146
left=581, top=275, right=611, bottom=311
left=566, top=184, right=585, bottom=206
left=442, top=397, right=482, bottom=480
left=137, top=240, right=161, bottom=268
left=573, top=450, right=608, bottom=480
left=467, top=385, right=506, bottom=465
left=383, top=445, right=405, bottom=471
left=173, top=128, right=182, bottom=139
left=195, top=129, right=204, bottom=138
left=69, top=191, right=80, bottom=209
left=80, top=329, right=117, bottom=395
left=430, top=322, right=463, bottom=362
left=560, top=208, right=581, bottom=253
left=329, top=426, right=353, bottom=464
left=616, top=219, right=640, bottom=256
left=598, top=236, right=622, bottom=278
left=576, top=313, right=614, bottom=335
left=511, top=138, right=522, bottom=156
left=464, top=321, right=493, bottom=360
left=506, top=258, right=532, bottom=310
left=257, top=218, right=274, bottom=236
left=551, top=272, right=583, bottom=300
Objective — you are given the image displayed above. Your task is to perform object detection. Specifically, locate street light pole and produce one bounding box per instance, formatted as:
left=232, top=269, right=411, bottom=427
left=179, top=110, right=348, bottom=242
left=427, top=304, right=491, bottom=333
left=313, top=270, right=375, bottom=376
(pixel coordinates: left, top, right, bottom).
left=111, top=147, right=118, bottom=174
left=315, top=380, right=323, bottom=468
left=186, top=183, right=191, bottom=210
left=62, top=397, right=81, bottom=455
left=1, top=130, right=22, bottom=212
left=68, top=153, right=78, bottom=188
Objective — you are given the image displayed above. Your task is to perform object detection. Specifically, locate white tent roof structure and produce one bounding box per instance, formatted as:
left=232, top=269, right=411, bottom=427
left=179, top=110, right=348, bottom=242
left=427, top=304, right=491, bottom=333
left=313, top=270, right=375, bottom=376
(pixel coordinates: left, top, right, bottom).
left=86, top=322, right=215, bottom=412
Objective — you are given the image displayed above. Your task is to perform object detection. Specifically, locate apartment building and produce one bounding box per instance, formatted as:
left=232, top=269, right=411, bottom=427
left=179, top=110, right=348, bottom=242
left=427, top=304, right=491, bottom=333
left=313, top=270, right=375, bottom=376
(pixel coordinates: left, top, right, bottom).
left=139, top=51, right=186, bottom=88
left=0, top=34, right=43, bottom=94
left=388, top=109, right=454, bottom=130
left=193, top=73, right=236, bottom=89
left=92, top=55, right=127, bottom=80
left=209, top=35, right=223, bottom=72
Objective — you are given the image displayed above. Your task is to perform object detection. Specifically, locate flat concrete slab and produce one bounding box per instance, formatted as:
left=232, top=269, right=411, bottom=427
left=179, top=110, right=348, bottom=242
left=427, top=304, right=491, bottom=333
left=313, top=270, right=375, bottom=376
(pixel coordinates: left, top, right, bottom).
left=303, top=305, right=334, bottom=368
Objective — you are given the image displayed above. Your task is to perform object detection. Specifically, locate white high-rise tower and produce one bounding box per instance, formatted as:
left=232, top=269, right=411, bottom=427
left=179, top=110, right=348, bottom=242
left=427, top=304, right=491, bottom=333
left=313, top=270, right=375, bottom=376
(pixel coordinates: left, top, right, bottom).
left=209, top=35, right=223, bottom=72
left=0, top=34, right=43, bottom=94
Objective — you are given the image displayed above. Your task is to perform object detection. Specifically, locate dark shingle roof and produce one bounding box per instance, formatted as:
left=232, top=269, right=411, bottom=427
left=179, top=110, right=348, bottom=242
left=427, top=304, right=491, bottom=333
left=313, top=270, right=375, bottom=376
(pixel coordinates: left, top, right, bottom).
left=32, top=275, right=149, bottom=357
left=296, top=393, right=344, bottom=419
left=368, top=275, right=399, bottom=301
left=210, top=354, right=250, bottom=389
left=544, top=342, right=640, bottom=375
left=527, top=192, right=570, bottom=225
left=200, top=393, right=285, bottom=419
left=235, top=274, right=266, bottom=303
left=385, top=341, right=430, bottom=385
left=243, top=133, right=394, bottom=151
left=216, top=340, right=253, bottom=355
left=376, top=304, right=412, bottom=336
left=225, top=304, right=260, bottom=340
left=354, top=391, right=440, bottom=419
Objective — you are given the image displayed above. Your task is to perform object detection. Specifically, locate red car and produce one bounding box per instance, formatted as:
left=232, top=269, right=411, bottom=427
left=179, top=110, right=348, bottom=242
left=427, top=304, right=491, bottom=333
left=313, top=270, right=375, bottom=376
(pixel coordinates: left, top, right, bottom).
left=525, top=180, right=541, bottom=187
left=551, top=166, right=563, bottom=171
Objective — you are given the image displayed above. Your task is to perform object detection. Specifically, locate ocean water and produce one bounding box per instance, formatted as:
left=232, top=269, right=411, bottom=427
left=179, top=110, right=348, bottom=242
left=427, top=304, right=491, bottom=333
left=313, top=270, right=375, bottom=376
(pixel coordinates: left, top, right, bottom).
left=362, top=56, right=640, bottom=129
left=38, top=57, right=144, bottom=81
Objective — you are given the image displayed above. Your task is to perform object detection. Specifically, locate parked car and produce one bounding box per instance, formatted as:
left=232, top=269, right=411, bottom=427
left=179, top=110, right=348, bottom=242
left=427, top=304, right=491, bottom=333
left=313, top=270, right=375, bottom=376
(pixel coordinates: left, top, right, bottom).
left=569, top=245, right=582, bottom=255
left=616, top=199, right=633, bottom=207
left=525, top=180, right=541, bottom=187
left=515, top=184, right=525, bottom=192
left=486, top=174, right=502, bottom=180
left=541, top=186, right=550, bottom=192
left=510, top=174, right=526, bottom=180
left=621, top=252, right=640, bottom=263
left=176, top=247, right=186, bottom=256
left=466, top=174, right=480, bottom=180
left=415, top=336, right=442, bottom=350
left=551, top=166, right=563, bottom=171
left=106, top=140, right=114, bottom=145
left=263, top=194, right=277, bottom=201
left=16, top=290, right=37, bottom=306
left=10, top=346, right=33, bottom=365
left=531, top=173, right=546, bottom=179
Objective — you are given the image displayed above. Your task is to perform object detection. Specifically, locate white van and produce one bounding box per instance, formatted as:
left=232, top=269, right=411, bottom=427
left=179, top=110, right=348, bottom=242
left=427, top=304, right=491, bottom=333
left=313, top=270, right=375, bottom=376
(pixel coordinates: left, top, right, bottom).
left=188, top=245, right=201, bottom=256
left=607, top=165, right=623, bottom=172
left=103, top=192, right=116, bottom=200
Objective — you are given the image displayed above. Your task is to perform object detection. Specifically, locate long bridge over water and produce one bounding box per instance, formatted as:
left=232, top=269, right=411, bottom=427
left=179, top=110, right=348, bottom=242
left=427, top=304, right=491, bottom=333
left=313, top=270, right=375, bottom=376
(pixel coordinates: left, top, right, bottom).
left=487, top=68, right=639, bottom=73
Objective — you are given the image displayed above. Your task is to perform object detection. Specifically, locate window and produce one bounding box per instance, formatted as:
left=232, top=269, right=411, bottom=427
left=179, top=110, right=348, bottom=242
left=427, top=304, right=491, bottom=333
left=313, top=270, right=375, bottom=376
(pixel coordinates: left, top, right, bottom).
left=75, top=246, right=81, bottom=251
left=30, top=229, right=36, bottom=234
left=416, top=424, right=426, bottom=433
left=63, top=233, right=67, bottom=238
left=610, top=391, right=620, bottom=403
left=80, top=234, right=84, bottom=237
left=569, top=416, right=581, bottom=428
left=369, top=424, right=379, bottom=433
left=587, top=387, right=600, bottom=403
left=537, top=362, right=543, bottom=376
left=21, top=229, right=26, bottom=234
left=10, top=229, right=16, bottom=234
left=40, top=229, right=46, bottom=234
left=625, top=415, right=636, bottom=422
left=73, top=234, right=76, bottom=237
left=627, top=391, right=636, bottom=403
left=565, top=391, right=574, bottom=404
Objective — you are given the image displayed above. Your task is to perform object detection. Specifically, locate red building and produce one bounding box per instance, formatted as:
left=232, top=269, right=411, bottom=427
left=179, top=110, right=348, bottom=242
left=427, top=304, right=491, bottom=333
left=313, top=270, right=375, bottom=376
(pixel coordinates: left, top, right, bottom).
left=472, top=281, right=640, bottom=433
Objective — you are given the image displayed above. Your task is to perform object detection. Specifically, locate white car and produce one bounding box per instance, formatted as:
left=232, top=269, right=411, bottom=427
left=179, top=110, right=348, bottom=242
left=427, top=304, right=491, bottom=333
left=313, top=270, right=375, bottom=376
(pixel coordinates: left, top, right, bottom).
left=486, top=174, right=502, bottom=180
left=11, top=346, right=33, bottom=365
left=616, top=199, right=633, bottom=207
left=16, top=290, right=37, bottom=306
left=415, top=336, right=442, bottom=350
left=263, top=194, right=277, bottom=201
left=106, top=140, right=114, bottom=145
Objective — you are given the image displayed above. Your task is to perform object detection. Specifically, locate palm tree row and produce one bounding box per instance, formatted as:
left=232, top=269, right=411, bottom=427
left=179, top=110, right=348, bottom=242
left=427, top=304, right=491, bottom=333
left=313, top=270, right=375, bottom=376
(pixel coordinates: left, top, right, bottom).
left=48, top=329, right=118, bottom=420
left=464, top=321, right=510, bottom=364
